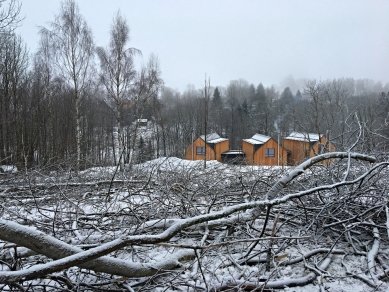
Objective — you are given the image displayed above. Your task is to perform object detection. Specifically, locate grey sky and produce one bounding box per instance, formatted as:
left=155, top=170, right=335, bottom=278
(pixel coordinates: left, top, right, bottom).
left=17, top=0, right=389, bottom=93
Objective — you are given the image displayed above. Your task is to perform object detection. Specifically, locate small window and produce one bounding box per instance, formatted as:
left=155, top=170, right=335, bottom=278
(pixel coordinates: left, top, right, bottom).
left=265, top=148, right=275, bottom=157
left=319, top=144, right=325, bottom=154
left=196, top=146, right=205, bottom=155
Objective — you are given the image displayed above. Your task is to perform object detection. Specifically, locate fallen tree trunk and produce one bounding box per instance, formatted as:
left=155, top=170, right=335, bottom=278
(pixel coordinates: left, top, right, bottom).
left=0, top=152, right=377, bottom=283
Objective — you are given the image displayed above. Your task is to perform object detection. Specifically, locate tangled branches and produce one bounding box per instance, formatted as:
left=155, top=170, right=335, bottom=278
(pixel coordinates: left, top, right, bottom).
left=0, top=153, right=389, bottom=291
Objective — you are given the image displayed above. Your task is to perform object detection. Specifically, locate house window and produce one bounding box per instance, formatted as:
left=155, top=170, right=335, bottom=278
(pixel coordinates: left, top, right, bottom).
left=196, top=146, right=205, bottom=155
left=265, top=148, right=275, bottom=157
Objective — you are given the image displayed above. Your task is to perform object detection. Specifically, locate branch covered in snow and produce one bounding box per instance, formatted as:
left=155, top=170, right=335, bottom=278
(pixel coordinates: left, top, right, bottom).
left=0, top=160, right=382, bottom=282
left=266, top=152, right=375, bottom=200
left=0, top=152, right=386, bottom=290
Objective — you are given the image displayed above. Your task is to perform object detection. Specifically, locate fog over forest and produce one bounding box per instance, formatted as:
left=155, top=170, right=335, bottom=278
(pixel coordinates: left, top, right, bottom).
left=2, top=1, right=389, bottom=291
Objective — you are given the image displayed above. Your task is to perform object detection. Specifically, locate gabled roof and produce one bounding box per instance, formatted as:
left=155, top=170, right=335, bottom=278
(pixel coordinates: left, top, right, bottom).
left=284, top=132, right=322, bottom=142
left=200, top=133, right=228, bottom=143
left=242, top=133, right=271, bottom=145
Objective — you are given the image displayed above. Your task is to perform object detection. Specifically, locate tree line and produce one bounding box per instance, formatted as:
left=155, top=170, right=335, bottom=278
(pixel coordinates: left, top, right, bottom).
left=161, top=78, right=389, bottom=158
left=1, top=0, right=388, bottom=172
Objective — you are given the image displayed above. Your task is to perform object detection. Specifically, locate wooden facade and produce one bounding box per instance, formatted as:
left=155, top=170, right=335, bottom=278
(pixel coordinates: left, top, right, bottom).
left=242, top=134, right=287, bottom=166
left=185, top=133, right=229, bottom=162
left=185, top=132, right=335, bottom=166
left=282, top=132, right=336, bottom=166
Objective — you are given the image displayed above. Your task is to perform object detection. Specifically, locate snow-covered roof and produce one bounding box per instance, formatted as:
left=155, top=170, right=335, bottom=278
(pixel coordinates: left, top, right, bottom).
left=0, top=165, right=18, bottom=173
left=284, top=132, right=321, bottom=142
left=200, top=133, right=228, bottom=143
left=136, top=119, right=148, bottom=123
left=243, top=133, right=271, bottom=145
left=208, top=137, right=229, bottom=143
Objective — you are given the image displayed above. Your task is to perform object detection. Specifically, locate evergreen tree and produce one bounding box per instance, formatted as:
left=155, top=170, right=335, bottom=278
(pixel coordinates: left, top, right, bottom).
left=280, top=87, right=294, bottom=105
left=248, top=84, right=256, bottom=105
left=255, top=83, right=267, bottom=107
left=295, top=89, right=303, bottom=100
left=277, top=87, right=295, bottom=133
left=137, top=136, right=146, bottom=164
left=210, top=87, right=224, bottom=134
left=251, top=83, right=269, bottom=134
left=146, top=139, right=153, bottom=161
left=212, top=87, right=221, bottom=104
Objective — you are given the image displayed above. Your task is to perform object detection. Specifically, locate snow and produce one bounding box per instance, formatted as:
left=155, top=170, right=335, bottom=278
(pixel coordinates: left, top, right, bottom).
left=251, top=133, right=272, bottom=143
left=207, top=137, right=229, bottom=143
left=0, top=155, right=388, bottom=291
left=0, top=165, right=18, bottom=173
left=200, top=132, right=220, bottom=141
left=243, top=138, right=263, bottom=145
left=243, top=133, right=271, bottom=145
left=285, top=132, right=322, bottom=142
left=199, top=132, right=228, bottom=143
left=136, top=118, right=147, bottom=123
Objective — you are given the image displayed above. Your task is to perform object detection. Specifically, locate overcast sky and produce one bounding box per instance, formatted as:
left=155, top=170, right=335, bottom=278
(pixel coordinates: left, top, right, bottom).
left=16, top=0, right=389, bottom=93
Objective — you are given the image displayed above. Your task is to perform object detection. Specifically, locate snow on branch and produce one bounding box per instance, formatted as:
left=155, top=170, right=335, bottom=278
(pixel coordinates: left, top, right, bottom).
left=266, top=152, right=376, bottom=200
left=0, top=152, right=380, bottom=283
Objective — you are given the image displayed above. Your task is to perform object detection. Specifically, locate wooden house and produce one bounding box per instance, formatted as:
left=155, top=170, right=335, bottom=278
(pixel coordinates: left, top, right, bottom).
left=136, top=119, right=148, bottom=127
left=242, top=134, right=287, bottom=166
left=282, top=132, right=335, bottom=165
left=185, top=133, right=229, bottom=162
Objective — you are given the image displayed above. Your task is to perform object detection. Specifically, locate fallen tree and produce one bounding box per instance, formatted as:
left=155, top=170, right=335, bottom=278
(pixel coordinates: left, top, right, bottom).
left=0, top=152, right=388, bottom=291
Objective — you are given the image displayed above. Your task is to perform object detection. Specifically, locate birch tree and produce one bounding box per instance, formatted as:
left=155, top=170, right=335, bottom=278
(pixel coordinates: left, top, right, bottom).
left=41, top=0, right=94, bottom=172
left=128, top=54, right=163, bottom=168
left=0, top=0, right=22, bottom=32
left=33, top=30, right=57, bottom=163
left=96, top=11, right=140, bottom=171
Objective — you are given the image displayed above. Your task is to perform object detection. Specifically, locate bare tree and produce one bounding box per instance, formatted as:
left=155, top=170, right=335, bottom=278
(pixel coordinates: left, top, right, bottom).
left=34, top=30, right=57, bottom=163
left=0, top=33, right=28, bottom=168
left=127, top=54, right=163, bottom=169
left=96, top=11, right=140, bottom=171
left=0, top=0, right=22, bottom=31
left=41, top=0, right=95, bottom=172
left=203, top=76, right=210, bottom=169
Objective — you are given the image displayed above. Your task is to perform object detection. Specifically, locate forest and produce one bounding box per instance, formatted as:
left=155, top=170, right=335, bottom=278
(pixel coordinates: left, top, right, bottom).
left=0, top=0, right=389, bottom=171
left=2, top=0, right=389, bottom=291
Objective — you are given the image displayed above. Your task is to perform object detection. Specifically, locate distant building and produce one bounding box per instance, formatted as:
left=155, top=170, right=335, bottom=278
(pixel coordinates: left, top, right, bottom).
left=282, top=132, right=335, bottom=165
left=242, top=133, right=287, bottom=166
left=136, top=119, right=148, bottom=127
left=185, top=133, right=229, bottom=162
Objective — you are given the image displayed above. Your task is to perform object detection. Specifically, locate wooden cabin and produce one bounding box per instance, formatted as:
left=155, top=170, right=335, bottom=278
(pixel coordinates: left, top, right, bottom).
left=242, top=134, right=287, bottom=166
left=282, top=132, right=336, bottom=165
left=136, top=119, right=148, bottom=127
left=185, top=133, right=229, bottom=162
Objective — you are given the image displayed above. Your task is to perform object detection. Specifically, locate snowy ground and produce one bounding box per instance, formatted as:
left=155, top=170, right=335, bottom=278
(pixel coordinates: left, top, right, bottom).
left=1, top=156, right=389, bottom=291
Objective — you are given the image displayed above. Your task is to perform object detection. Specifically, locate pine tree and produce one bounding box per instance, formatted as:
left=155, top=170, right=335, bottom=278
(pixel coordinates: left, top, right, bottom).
left=210, top=87, right=224, bottom=134
left=137, top=137, right=145, bottom=164
left=146, top=139, right=153, bottom=161
left=295, top=89, right=302, bottom=100
left=251, top=83, right=269, bottom=134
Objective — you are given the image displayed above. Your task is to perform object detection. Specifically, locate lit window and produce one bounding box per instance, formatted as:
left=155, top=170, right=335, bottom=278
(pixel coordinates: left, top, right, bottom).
left=196, top=146, right=205, bottom=155
left=265, top=148, right=275, bottom=157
